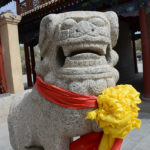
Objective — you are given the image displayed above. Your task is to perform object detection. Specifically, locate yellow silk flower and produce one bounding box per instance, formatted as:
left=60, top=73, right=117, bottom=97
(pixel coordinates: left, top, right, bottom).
left=86, top=84, right=141, bottom=150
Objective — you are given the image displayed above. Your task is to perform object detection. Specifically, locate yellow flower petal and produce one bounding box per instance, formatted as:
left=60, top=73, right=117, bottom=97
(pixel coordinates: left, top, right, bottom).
left=86, top=84, right=142, bottom=150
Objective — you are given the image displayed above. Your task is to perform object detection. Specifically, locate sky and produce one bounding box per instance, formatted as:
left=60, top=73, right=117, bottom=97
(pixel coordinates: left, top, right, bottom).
left=0, top=1, right=16, bottom=14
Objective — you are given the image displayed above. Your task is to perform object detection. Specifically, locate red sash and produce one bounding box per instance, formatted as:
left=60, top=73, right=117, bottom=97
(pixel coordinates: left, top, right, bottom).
left=35, top=75, right=98, bottom=109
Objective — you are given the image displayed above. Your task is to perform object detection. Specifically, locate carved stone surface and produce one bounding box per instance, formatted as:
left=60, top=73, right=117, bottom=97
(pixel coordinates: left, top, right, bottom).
left=8, top=11, right=119, bottom=150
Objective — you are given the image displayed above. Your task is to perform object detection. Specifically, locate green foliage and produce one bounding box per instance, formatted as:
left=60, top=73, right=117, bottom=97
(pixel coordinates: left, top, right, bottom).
left=20, top=45, right=41, bottom=74
left=20, top=46, right=26, bottom=74
left=135, top=39, right=142, bottom=51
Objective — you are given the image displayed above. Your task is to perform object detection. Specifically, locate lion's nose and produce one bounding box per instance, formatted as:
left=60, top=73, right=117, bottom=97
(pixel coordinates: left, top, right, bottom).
left=75, top=21, right=96, bottom=35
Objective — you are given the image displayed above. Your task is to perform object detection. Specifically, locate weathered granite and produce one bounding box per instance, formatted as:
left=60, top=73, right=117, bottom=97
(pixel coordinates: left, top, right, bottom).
left=0, top=90, right=31, bottom=150
left=8, top=11, right=119, bottom=150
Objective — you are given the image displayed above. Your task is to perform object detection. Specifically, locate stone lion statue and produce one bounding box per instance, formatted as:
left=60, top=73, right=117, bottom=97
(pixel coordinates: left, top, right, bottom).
left=8, top=11, right=119, bottom=150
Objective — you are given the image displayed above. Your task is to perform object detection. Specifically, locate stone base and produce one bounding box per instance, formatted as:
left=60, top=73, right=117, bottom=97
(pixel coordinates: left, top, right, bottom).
left=141, top=94, right=150, bottom=101
left=139, top=95, right=150, bottom=113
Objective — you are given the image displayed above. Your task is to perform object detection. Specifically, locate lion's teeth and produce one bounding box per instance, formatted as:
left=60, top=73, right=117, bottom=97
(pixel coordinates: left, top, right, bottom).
left=61, top=42, right=108, bottom=57
left=63, top=55, right=107, bottom=68
left=62, top=46, right=70, bottom=56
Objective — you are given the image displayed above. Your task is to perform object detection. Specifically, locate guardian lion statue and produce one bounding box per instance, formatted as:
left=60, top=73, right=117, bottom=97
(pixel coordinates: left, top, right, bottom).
left=8, top=11, right=119, bottom=150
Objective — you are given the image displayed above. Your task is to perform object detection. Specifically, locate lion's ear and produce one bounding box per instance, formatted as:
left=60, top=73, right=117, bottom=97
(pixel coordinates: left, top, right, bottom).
left=39, top=14, right=60, bottom=57
left=104, top=11, right=119, bottom=48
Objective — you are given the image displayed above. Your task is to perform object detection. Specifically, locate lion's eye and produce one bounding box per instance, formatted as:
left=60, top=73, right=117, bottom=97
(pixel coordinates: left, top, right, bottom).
left=89, top=18, right=106, bottom=27
left=61, top=19, right=76, bottom=30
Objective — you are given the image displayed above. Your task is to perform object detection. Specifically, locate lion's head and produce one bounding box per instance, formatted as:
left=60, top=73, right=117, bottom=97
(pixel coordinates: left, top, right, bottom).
left=36, top=11, right=119, bottom=96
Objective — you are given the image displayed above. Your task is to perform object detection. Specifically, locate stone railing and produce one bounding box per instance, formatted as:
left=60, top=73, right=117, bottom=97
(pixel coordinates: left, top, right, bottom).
left=0, top=11, right=24, bottom=94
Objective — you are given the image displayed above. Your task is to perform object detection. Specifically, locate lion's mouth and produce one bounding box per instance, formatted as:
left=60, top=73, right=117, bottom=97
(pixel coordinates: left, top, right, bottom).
left=56, top=43, right=118, bottom=81
left=56, top=43, right=108, bottom=68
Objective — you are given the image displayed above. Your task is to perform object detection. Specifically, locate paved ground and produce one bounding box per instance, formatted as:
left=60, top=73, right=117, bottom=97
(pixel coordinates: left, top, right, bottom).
left=0, top=95, right=13, bottom=150
left=122, top=112, right=150, bottom=150
left=0, top=123, right=12, bottom=150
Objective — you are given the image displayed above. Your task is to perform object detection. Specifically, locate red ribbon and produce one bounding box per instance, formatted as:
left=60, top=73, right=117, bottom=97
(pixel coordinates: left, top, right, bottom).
left=70, top=132, right=103, bottom=150
left=35, top=75, right=98, bottom=109
left=70, top=132, right=123, bottom=150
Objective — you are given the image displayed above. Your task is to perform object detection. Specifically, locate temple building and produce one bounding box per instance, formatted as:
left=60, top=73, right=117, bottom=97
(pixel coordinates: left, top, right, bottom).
left=0, top=0, right=150, bottom=99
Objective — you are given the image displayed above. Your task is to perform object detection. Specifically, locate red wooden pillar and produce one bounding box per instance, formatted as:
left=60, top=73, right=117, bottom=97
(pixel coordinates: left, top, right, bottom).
left=139, top=8, right=150, bottom=98
left=30, top=45, right=36, bottom=83
left=132, top=39, right=138, bottom=73
left=24, top=42, right=33, bottom=88
left=26, top=0, right=30, bottom=11
left=0, top=40, right=7, bottom=93
left=29, top=0, right=33, bottom=9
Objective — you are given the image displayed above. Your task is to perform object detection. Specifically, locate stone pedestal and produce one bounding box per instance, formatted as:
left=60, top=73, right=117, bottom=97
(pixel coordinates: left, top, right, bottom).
left=0, top=11, right=24, bottom=93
